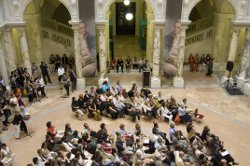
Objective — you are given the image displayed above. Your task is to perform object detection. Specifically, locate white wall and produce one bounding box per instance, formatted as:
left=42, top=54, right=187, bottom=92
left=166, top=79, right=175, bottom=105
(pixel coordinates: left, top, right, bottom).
left=41, top=28, right=74, bottom=64
left=185, top=27, right=214, bottom=62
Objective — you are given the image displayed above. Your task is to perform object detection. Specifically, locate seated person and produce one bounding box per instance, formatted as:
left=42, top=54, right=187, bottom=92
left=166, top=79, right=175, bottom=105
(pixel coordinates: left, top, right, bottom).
left=192, top=108, right=204, bottom=122
left=177, top=104, right=192, bottom=123
left=46, top=121, right=57, bottom=137
left=127, top=97, right=141, bottom=122
left=158, top=102, right=173, bottom=123
left=71, top=97, right=84, bottom=120
left=97, top=123, right=108, bottom=142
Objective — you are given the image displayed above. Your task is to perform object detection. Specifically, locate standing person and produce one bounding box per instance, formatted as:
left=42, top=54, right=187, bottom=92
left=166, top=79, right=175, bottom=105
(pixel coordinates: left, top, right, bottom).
left=62, top=73, right=70, bottom=96
left=138, top=59, right=143, bottom=73
left=12, top=111, right=22, bottom=139
left=206, top=58, right=214, bottom=77
left=38, top=76, right=47, bottom=98
left=188, top=53, right=196, bottom=72
left=117, top=58, right=124, bottom=73
left=31, top=63, right=39, bottom=79
left=40, top=61, right=52, bottom=84
left=69, top=69, right=77, bottom=92
left=49, top=54, right=56, bottom=73
left=54, top=54, right=61, bottom=72
left=57, top=65, right=65, bottom=89
left=26, top=81, right=34, bottom=106
left=199, top=54, right=206, bottom=72
left=62, top=54, right=69, bottom=72
left=195, top=53, right=200, bottom=72
left=68, top=55, right=75, bottom=69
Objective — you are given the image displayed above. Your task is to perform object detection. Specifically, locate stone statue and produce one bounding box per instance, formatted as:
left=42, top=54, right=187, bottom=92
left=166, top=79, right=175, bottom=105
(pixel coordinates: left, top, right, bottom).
left=79, top=22, right=96, bottom=77
left=163, top=21, right=182, bottom=77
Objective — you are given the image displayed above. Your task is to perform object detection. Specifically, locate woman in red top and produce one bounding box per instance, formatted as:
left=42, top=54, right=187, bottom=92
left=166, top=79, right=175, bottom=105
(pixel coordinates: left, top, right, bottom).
left=188, top=53, right=196, bottom=72
left=46, top=121, right=57, bottom=137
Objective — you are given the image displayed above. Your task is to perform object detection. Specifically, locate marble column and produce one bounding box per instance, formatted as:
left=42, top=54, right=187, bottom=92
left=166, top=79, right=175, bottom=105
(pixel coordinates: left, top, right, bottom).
left=237, top=27, right=250, bottom=94
left=0, top=31, right=9, bottom=87
left=97, top=24, right=108, bottom=85
left=3, top=28, right=16, bottom=74
left=238, top=28, right=250, bottom=80
left=71, top=22, right=85, bottom=90
left=151, top=23, right=162, bottom=88
left=173, top=24, right=189, bottom=88
left=221, top=28, right=240, bottom=83
left=18, top=27, right=32, bottom=74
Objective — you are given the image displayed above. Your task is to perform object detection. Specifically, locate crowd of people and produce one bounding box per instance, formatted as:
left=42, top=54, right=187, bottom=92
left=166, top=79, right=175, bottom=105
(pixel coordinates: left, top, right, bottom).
left=70, top=81, right=203, bottom=124
left=188, top=53, right=214, bottom=77
left=109, top=57, right=151, bottom=73
left=28, top=120, right=239, bottom=165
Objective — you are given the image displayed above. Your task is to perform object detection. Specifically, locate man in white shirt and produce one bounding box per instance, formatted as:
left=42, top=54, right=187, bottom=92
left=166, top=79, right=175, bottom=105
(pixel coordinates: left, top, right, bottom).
left=57, top=66, right=65, bottom=89
left=58, top=66, right=65, bottom=80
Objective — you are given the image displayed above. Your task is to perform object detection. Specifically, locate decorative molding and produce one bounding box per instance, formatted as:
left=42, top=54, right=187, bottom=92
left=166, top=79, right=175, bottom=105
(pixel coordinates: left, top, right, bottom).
left=96, top=0, right=166, bottom=23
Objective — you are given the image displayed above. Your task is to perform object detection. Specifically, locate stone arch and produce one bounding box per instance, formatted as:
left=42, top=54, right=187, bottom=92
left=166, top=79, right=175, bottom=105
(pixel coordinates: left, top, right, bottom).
left=20, top=0, right=73, bottom=21
left=185, top=0, right=238, bottom=20
left=103, top=0, right=156, bottom=19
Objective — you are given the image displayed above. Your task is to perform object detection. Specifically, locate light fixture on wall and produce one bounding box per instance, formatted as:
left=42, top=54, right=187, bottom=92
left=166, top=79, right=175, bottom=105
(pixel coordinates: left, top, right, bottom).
left=126, top=13, right=133, bottom=21
left=124, top=0, right=130, bottom=6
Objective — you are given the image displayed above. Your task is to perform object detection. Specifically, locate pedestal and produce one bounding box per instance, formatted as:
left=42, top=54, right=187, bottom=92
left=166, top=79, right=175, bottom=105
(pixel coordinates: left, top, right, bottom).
left=98, top=77, right=109, bottom=86
left=236, top=76, right=249, bottom=89
left=151, top=77, right=161, bottom=89
left=242, top=83, right=250, bottom=97
left=173, top=77, right=184, bottom=88
left=77, top=78, right=85, bottom=90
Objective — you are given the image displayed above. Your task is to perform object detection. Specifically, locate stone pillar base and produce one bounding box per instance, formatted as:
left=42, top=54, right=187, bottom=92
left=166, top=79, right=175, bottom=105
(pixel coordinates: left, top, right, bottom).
left=151, top=77, right=161, bottom=89
left=173, top=77, right=184, bottom=88
left=236, top=76, right=249, bottom=89
left=98, top=77, right=109, bottom=85
left=242, top=83, right=250, bottom=96
left=77, top=78, right=85, bottom=90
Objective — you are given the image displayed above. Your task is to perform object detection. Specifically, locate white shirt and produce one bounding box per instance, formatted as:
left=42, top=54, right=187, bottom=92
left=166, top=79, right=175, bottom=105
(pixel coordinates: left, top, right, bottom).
left=58, top=67, right=65, bottom=76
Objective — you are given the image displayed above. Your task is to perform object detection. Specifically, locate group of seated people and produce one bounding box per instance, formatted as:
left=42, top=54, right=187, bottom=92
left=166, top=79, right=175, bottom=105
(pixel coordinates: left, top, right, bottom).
left=109, top=57, right=150, bottom=73
left=28, top=120, right=239, bottom=166
left=71, top=81, right=204, bottom=124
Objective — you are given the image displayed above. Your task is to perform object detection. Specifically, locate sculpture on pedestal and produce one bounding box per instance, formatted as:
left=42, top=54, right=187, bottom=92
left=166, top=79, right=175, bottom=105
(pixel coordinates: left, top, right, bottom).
left=79, top=22, right=96, bottom=77
left=163, top=21, right=181, bottom=77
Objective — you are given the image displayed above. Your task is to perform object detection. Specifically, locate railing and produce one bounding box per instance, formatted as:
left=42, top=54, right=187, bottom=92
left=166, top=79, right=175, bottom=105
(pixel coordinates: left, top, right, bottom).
left=187, top=15, right=214, bottom=34
left=186, top=27, right=214, bottom=46
left=41, top=17, right=73, bottom=36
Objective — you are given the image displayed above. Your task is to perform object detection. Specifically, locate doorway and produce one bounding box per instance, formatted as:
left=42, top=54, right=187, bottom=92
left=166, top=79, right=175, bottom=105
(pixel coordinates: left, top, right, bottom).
left=116, top=2, right=136, bottom=35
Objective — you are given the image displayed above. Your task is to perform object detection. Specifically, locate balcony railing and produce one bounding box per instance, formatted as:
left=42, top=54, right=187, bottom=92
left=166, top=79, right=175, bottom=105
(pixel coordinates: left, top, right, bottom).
left=41, top=17, right=73, bottom=36
left=187, top=15, right=214, bottom=34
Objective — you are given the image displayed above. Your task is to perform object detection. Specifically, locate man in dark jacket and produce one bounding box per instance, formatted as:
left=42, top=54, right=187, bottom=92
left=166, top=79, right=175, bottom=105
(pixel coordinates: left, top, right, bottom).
left=40, top=61, right=52, bottom=84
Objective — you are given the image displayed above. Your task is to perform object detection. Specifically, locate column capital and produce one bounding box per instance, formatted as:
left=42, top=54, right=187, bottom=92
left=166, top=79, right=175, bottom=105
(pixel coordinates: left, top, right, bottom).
left=232, top=21, right=250, bottom=28
left=180, top=20, right=191, bottom=30
left=96, top=21, right=107, bottom=30
left=152, top=21, right=165, bottom=30
left=69, top=20, right=82, bottom=30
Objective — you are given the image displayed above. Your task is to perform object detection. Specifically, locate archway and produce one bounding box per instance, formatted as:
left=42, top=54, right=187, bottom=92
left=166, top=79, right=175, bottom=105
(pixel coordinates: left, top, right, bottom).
left=98, top=0, right=159, bottom=87
left=15, top=0, right=74, bottom=74
left=182, top=0, right=241, bottom=87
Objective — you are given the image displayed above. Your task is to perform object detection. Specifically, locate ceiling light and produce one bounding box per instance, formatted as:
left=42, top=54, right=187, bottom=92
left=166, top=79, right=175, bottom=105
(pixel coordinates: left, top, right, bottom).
left=126, top=13, right=133, bottom=21
left=124, top=0, right=130, bottom=6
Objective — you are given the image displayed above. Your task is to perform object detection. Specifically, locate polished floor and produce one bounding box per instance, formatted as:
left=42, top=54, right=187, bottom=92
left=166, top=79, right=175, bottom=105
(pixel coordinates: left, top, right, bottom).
left=2, top=72, right=250, bottom=165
